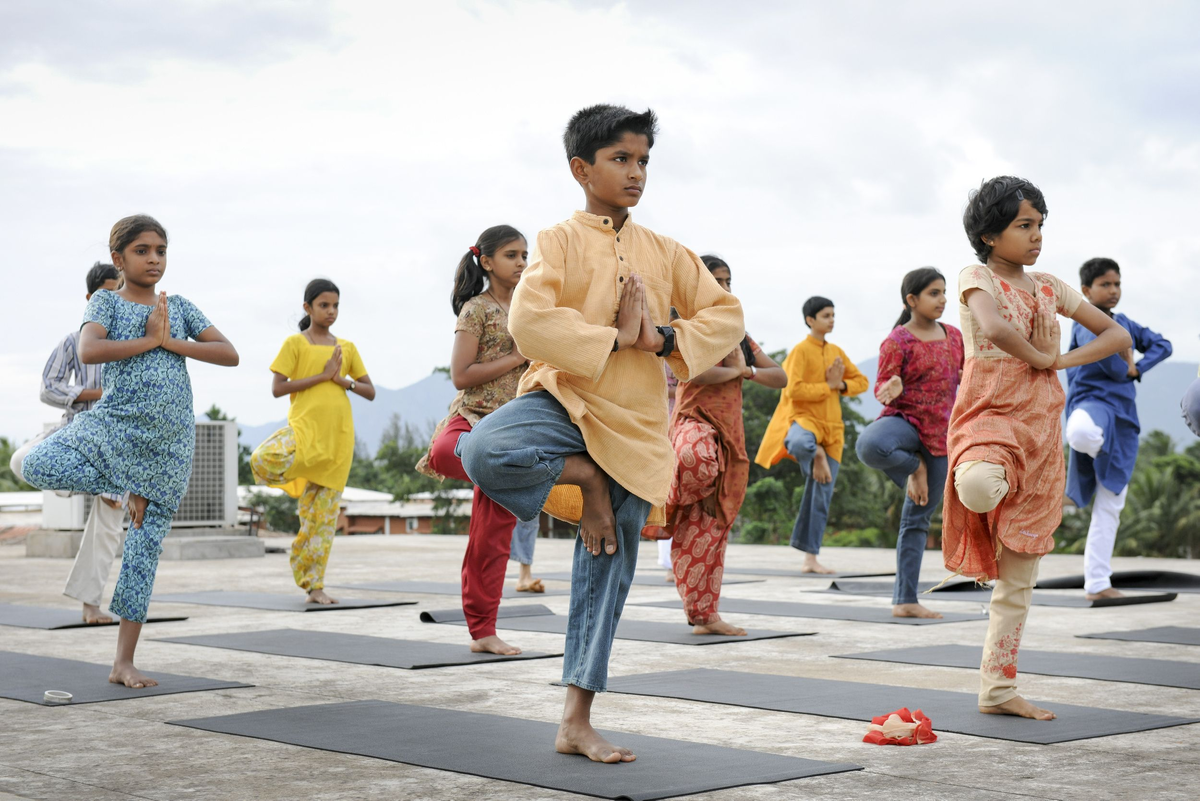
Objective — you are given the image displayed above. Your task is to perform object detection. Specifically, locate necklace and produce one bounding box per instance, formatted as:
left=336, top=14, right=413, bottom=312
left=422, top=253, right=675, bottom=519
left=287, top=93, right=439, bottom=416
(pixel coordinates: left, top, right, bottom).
left=485, top=289, right=509, bottom=312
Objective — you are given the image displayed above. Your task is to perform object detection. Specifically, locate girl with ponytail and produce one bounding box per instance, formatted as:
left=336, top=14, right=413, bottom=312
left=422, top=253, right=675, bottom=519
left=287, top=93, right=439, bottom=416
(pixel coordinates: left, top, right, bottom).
left=854, top=267, right=963, bottom=619
left=416, top=225, right=537, bottom=656
left=251, top=278, right=375, bottom=605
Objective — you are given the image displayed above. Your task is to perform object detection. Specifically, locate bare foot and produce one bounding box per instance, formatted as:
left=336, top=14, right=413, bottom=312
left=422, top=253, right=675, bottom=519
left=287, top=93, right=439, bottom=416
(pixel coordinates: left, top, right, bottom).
left=305, top=589, right=339, bottom=605
left=812, top=446, right=833, bottom=484
left=556, top=719, right=636, bottom=763
left=801, top=554, right=836, bottom=574
left=665, top=572, right=677, bottom=582
left=979, top=695, right=1056, bottom=720
left=906, top=454, right=929, bottom=506
left=471, top=635, right=522, bottom=655
left=577, top=465, right=617, bottom=557
left=892, top=602, right=943, bottom=619
left=515, top=578, right=545, bottom=593
left=127, top=493, right=149, bottom=528
left=109, top=661, right=158, bottom=689
left=1086, top=587, right=1125, bottom=601
left=82, top=603, right=113, bottom=625
left=692, top=617, right=747, bottom=636
left=101, top=496, right=122, bottom=509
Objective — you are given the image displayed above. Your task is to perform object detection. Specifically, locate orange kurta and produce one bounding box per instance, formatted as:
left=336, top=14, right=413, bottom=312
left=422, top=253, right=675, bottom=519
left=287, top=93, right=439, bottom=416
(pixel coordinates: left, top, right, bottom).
left=755, top=335, right=867, bottom=467
left=942, top=265, right=1084, bottom=580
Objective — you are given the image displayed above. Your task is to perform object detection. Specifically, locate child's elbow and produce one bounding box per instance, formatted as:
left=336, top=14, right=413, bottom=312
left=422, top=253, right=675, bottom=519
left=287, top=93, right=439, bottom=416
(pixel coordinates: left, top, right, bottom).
left=1114, top=328, right=1133, bottom=351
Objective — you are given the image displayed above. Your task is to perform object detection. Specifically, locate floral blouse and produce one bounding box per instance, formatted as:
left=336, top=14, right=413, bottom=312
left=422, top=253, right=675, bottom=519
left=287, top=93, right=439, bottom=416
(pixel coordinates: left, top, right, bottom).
left=876, top=325, right=964, bottom=456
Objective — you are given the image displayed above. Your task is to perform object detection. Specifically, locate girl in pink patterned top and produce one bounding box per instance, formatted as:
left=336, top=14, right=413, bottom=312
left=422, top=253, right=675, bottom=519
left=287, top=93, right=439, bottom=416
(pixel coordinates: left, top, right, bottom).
left=857, top=268, right=963, bottom=619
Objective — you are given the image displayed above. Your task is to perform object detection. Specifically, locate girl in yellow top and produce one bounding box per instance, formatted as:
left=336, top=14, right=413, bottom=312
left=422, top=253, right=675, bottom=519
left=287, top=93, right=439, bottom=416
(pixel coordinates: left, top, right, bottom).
left=251, top=279, right=375, bottom=603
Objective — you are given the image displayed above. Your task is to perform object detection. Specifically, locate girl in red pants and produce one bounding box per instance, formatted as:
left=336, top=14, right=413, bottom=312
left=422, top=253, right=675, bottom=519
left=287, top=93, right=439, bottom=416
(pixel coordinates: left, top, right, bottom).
left=416, top=225, right=529, bottom=655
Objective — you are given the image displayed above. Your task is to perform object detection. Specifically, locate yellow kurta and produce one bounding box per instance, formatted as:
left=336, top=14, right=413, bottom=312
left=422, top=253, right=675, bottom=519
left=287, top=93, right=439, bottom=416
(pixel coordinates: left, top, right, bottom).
left=755, top=335, right=867, bottom=466
left=510, top=211, right=744, bottom=524
left=267, top=334, right=367, bottom=498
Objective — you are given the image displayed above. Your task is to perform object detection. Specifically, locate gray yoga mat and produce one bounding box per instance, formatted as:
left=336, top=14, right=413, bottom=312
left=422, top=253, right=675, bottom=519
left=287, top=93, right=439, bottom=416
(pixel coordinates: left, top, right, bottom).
left=835, top=644, right=1200, bottom=690
left=606, top=668, right=1199, bottom=744
left=330, top=580, right=571, bottom=598
left=633, top=598, right=987, bottom=625
left=723, top=567, right=895, bottom=579
left=816, top=580, right=1178, bottom=608
left=1079, top=626, right=1200, bottom=647
left=0, top=650, right=251, bottom=706
left=156, top=628, right=561, bottom=669
left=151, top=591, right=416, bottom=612
left=421, top=604, right=813, bottom=646
left=535, top=571, right=764, bottom=587
left=0, top=603, right=187, bottom=630
left=1037, top=570, right=1200, bottom=594
left=169, top=699, right=860, bottom=799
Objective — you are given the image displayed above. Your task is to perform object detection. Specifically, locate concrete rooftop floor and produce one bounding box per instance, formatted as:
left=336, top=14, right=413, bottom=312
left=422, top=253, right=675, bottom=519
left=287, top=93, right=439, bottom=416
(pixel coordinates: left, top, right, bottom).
left=2, top=533, right=1198, bottom=801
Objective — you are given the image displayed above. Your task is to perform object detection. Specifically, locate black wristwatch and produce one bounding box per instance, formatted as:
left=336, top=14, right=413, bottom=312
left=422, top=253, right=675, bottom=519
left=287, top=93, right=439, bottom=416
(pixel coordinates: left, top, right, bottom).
left=655, top=325, right=676, bottom=358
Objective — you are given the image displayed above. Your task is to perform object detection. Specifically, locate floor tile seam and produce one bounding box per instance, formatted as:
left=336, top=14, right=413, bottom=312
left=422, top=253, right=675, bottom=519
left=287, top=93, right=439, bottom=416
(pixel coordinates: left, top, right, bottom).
left=861, top=768, right=1067, bottom=800
left=0, top=762, right=159, bottom=801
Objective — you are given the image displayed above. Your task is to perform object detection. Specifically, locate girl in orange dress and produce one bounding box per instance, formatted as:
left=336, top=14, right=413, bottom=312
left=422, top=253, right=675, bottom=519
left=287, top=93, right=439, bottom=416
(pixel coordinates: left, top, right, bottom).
left=665, top=256, right=786, bottom=635
left=946, top=176, right=1130, bottom=721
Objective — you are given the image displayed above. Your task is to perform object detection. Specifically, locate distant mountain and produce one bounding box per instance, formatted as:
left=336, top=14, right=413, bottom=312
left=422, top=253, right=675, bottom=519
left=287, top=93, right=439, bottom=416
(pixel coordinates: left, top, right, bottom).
left=238, top=371, right=458, bottom=455
left=852, top=356, right=1199, bottom=447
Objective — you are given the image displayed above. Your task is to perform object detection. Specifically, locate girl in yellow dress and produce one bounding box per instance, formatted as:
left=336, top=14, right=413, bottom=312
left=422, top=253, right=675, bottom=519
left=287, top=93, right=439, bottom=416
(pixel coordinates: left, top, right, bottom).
left=251, top=279, right=375, bottom=603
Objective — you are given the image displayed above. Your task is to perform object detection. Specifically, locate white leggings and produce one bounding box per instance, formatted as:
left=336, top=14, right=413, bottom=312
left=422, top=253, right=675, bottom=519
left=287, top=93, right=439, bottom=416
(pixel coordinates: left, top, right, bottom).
left=1065, top=409, right=1127, bottom=593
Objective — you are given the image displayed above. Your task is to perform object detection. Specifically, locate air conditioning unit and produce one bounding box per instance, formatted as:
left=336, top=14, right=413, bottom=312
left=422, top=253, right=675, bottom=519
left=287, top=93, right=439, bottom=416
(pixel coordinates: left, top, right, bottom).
left=41, top=420, right=238, bottom=529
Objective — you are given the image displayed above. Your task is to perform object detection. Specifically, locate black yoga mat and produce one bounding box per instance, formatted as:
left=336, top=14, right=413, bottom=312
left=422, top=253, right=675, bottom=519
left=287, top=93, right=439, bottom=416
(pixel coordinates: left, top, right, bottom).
left=1037, top=570, right=1200, bottom=594
left=633, top=598, right=987, bottom=625
left=1078, top=626, right=1200, bottom=647
left=421, top=604, right=813, bottom=646
left=169, top=699, right=860, bottom=800
left=817, top=580, right=1178, bottom=608
left=835, top=644, right=1200, bottom=690
left=330, top=580, right=571, bottom=598
left=0, top=650, right=251, bottom=706
left=605, top=668, right=1199, bottom=744
left=156, top=628, right=561, bottom=669
left=723, top=567, right=895, bottom=579
left=535, top=571, right=764, bottom=587
left=151, top=591, right=416, bottom=612
left=0, top=603, right=187, bottom=630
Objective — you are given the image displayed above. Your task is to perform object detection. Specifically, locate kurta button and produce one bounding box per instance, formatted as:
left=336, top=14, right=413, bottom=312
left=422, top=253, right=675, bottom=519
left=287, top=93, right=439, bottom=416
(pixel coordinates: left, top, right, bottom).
left=616, top=237, right=621, bottom=242
left=603, top=218, right=609, bottom=225
left=619, top=276, right=624, bottom=282
left=619, top=256, right=624, bottom=261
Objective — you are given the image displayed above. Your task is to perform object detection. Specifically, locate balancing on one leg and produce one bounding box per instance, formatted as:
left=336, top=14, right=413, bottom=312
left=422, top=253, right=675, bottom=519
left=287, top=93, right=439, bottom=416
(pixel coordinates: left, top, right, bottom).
left=945, top=177, right=1130, bottom=720
left=251, top=279, right=374, bottom=605
left=20, top=215, right=238, bottom=688
left=856, top=268, right=963, bottom=619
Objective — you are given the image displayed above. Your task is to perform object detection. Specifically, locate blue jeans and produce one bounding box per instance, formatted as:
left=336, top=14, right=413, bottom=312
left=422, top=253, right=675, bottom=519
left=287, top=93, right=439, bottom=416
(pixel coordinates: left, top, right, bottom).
left=21, top=431, right=173, bottom=623
left=509, top=517, right=539, bottom=565
left=855, top=415, right=948, bottom=605
left=784, top=423, right=840, bottom=555
left=460, top=391, right=651, bottom=692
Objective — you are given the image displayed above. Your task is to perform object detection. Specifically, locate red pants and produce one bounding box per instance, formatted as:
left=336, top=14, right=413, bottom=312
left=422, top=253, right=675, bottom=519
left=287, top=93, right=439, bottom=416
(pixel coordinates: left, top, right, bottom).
left=668, top=419, right=730, bottom=625
left=426, top=415, right=516, bottom=639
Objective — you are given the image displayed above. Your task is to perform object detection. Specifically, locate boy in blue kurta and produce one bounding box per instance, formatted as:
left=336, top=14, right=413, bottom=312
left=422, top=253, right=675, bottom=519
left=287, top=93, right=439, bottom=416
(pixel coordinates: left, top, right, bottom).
left=1065, top=258, right=1171, bottom=599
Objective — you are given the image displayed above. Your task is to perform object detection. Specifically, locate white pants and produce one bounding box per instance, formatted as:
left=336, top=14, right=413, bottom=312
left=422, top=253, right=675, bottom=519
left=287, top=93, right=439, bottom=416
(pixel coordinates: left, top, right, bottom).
left=10, top=430, right=48, bottom=483
left=657, top=538, right=673, bottom=569
left=1065, top=409, right=1127, bottom=594
left=63, top=497, right=127, bottom=607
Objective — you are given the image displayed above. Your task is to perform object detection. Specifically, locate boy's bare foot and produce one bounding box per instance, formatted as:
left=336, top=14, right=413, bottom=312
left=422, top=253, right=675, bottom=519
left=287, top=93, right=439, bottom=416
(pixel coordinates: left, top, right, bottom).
left=82, top=603, right=113, bottom=624
left=556, top=720, right=636, bottom=763
left=575, top=462, right=616, bottom=556
left=471, top=635, right=522, bottom=655
left=979, top=695, right=1056, bottom=720
left=666, top=572, right=676, bottom=582
left=893, top=602, right=943, bottom=619
left=812, top=446, right=833, bottom=484
left=801, top=553, right=836, bottom=574
left=1086, top=587, right=1125, bottom=601
left=692, top=617, right=747, bottom=636
left=515, top=578, right=545, bottom=593
left=109, top=661, right=158, bottom=689
left=906, top=454, right=929, bottom=506
left=305, top=589, right=339, bottom=604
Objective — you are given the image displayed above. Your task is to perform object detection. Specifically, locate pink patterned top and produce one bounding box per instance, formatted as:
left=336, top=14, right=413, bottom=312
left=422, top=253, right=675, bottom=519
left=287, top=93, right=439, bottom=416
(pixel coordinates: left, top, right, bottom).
left=876, top=324, right=965, bottom=456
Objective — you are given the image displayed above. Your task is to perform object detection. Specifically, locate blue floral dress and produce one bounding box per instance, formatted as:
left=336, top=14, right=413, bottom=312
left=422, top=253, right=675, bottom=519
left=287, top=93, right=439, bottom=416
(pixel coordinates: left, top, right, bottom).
left=52, top=290, right=212, bottom=512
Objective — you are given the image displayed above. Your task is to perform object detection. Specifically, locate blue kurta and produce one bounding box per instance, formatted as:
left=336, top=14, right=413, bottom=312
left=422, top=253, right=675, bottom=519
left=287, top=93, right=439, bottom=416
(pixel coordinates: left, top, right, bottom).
left=1065, top=312, right=1171, bottom=506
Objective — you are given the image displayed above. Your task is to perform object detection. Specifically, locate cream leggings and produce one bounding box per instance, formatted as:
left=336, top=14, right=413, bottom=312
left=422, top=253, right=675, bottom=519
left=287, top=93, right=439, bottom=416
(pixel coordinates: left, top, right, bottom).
left=954, top=460, right=1042, bottom=706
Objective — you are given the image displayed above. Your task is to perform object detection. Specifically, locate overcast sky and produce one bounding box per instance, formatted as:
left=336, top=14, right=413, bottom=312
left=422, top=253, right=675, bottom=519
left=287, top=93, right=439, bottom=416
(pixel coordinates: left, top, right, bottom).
left=3, top=0, right=1197, bottom=443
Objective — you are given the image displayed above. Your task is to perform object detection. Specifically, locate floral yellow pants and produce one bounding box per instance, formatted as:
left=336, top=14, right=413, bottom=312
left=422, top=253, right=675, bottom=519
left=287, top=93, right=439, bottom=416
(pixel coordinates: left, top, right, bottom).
left=250, top=427, right=343, bottom=592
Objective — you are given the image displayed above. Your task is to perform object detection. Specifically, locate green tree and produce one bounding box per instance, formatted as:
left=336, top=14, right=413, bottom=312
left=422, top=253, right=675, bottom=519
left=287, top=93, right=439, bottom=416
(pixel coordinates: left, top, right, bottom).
left=245, top=489, right=300, bottom=534
left=0, top=436, right=34, bottom=492
left=203, top=404, right=254, bottom=485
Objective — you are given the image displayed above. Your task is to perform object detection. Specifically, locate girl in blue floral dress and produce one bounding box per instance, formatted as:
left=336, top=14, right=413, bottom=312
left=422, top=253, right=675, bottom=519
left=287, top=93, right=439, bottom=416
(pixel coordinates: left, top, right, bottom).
left=21, top=215, right=238, bottom=689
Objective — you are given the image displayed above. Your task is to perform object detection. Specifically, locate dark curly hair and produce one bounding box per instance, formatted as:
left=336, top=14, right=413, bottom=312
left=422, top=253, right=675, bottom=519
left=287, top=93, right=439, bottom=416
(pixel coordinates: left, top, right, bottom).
left=963, top=176, right=1047, bottom=264
left=1080, top=257, right=1120, bottom=287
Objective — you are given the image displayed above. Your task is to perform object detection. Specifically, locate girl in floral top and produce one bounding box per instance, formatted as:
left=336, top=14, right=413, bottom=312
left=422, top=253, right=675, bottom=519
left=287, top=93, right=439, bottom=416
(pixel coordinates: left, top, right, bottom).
left=857, top=268, right=963, bottom=620
left=416, top=224, right=532, bottom=656
left=946, top=177, right=1129, bottom=722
